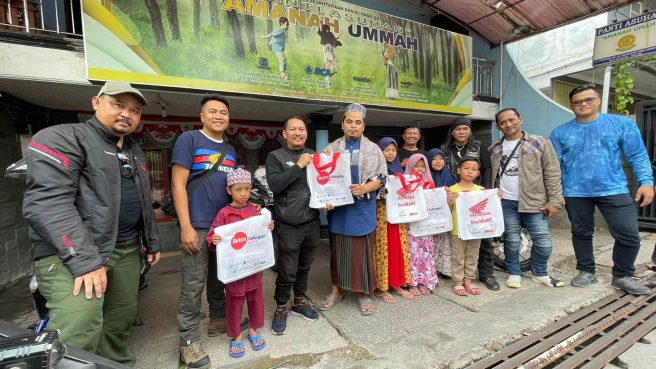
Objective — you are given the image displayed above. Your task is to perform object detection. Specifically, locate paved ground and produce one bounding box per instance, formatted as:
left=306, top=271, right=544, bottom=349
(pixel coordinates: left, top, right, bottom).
left=1, top=226, right=654, bottom=369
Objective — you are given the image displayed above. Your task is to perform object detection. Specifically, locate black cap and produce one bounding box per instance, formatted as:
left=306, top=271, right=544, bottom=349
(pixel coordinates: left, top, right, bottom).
left=449, top=117, right=471, bottom=131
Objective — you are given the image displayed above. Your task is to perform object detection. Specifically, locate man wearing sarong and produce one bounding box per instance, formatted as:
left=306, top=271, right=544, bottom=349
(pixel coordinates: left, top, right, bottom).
left=318, top=103, right=387, bottom=316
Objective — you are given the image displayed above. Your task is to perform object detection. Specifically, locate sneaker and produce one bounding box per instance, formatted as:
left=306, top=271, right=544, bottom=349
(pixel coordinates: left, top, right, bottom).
left=291, top=297, right=320, bottom=321
left=208, top=317, right=249, bottom=336
left=180, top=340, right=210, bottom=369
left=611, top=276, right=650, bottom=295
left=506, top=275, right=522, bottom=288
left=271, top=305, right=288, bottom=335
left=207, top=317, right=226, bottom=337
left=571, top=271, right=598, bottom=287
left=532, top=275, right=565, bottom=287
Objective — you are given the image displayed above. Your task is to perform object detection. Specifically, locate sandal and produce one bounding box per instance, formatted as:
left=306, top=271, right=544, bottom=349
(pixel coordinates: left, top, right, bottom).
left=408, top=286, right=421, bottom=296
left=393, top=288, right=415, bottom=300
left=374, top=290, right=396, bottom=304
left=417, top=285, right=430, bottom=295
left=437, top=279, right=445, bottom=288
left=453, top=284, right=468, bottom=297
left=318, top=294, right=343, bottom=311
left=229, top=339, right=246, bottom=358
left=357, top=295, right=375, bottom=316
left=464, top=281, right=481, bottom=295
left=248, top=334, right=266, bottom=351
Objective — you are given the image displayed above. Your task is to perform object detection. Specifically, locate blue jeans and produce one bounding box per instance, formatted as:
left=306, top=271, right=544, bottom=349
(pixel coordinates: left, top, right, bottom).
left=564, top=194, right=640, bottom=277
left=501, top=199, right=552, bottom=276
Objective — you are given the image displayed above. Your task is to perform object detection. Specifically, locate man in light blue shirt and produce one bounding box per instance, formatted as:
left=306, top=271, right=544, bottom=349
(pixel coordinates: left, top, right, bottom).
left=550, top=83, right=654, bottom=295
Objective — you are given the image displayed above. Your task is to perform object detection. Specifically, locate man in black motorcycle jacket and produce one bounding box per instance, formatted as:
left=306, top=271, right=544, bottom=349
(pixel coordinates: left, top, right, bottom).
left=266, top=116, right=322, bottom=335
left=22, top=82, right=160, bottom=366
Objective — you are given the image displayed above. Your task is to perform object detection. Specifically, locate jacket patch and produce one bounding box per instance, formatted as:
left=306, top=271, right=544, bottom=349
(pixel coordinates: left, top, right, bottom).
left=29, top=142, right=70, bottom=168
left=60, top=234, right=77, bottom=256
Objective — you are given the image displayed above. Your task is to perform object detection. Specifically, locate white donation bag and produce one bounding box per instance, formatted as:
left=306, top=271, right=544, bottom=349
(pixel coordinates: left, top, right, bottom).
left=307, top=152, right=354, bottom=208
left=214, top=208, right=275, bottom=284
left=455, top=189, right=504, bottom=240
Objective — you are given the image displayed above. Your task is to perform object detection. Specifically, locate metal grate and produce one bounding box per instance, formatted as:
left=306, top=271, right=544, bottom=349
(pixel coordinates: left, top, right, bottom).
left=467, top=272, right=656, bottom=369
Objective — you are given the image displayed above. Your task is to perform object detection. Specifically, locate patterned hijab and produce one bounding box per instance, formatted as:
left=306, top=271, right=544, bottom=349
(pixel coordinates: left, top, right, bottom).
left=404, top=153, right=433, bottom=185
left=377, top=137, right=403, bottom=175
left=426, top=148, right=456, bottom=187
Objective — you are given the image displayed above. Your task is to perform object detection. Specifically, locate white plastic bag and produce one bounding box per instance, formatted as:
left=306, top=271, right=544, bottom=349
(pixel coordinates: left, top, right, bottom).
left=455, top=189, right=504, bottom=240
left=386, top=173, right=428, bottom=224
left=307, top=152, right=354, bottom=208
left=214, top=209, right=275, bottom=283
left=409, top=186, right=453, bottom=236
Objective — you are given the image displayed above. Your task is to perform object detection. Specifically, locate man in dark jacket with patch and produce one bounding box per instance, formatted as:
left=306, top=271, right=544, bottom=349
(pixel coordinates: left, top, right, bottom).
left=266, top=116, right=321, bottom=335
left=23, top=81, right=160, bottom=366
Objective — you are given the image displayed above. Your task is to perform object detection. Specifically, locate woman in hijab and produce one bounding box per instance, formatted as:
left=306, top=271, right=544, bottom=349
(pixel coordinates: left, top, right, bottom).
left=426, top=148, right=455, bottom=278
left=372, top=137, right=414, bottom=303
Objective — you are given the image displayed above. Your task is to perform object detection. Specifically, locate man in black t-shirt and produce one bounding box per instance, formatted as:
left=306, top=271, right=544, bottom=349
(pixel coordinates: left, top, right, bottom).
left=398, top=125, right=425, bottom=168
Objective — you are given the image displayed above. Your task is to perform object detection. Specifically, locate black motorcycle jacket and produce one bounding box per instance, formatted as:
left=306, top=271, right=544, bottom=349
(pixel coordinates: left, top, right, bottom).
left=265, top=145, right=320, bottom=226
left=23, top=117, right=160, bottom=278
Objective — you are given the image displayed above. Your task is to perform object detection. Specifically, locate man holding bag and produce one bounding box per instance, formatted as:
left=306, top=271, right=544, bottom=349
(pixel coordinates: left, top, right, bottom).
left=490, top=108, right=564, bottom=289
left=319, top=103, right=387, bottom=316
left=265, top=116, right=322, bottom=335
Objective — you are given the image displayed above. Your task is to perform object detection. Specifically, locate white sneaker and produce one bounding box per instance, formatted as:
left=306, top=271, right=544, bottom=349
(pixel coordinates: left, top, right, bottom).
left=506, top=275, right=522, bottom=288
left=532, top=275, right=565, bottom=287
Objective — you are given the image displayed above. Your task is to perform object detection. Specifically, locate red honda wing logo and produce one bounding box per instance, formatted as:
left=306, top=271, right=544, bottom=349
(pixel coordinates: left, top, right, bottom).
left=469, top=198, right=488, bottom=215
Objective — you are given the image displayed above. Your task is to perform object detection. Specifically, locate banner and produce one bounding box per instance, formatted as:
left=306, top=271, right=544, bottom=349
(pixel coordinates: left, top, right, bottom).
left=81, top=0, right=472, bottom=113
left=593, top=10, right=656, bottom=66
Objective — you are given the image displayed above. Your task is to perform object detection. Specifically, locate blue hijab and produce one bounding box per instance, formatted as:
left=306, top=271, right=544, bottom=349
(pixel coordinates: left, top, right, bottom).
left=377, top=137, right=403, bottom=175
left=426, top=148, right=456, bottom=187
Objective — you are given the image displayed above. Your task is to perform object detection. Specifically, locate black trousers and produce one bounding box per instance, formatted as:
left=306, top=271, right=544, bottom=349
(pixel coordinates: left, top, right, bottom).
left=477, top=238, right=495, bottom=279
left=274, top=221, right=320, bottom=305
left=565, top=194, right=640, bottom=277
left=207, top=249, right=226, bottom=318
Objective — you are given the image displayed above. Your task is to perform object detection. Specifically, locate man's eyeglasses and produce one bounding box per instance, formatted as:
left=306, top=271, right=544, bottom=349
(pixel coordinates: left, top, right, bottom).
left=117, top=152, right=133, bottom=178
left=571, top=97, right=598, bottom=107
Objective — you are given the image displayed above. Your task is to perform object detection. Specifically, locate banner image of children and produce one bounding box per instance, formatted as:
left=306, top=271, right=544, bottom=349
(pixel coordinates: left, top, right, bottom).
left=318, top=15, right=342, bottom=87
left=263, top=17, right=290, bottom=80
left=383, top=44, right=399, bottom=99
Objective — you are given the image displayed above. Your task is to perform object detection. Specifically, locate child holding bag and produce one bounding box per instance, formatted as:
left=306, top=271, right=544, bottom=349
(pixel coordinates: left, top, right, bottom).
left=426, top=148, right=456, bottom=278
left=206, top=169, right=274, bottom=358
left=405, top=154, right=440, bottom=295
left=449, top=157, right=502, bottom=297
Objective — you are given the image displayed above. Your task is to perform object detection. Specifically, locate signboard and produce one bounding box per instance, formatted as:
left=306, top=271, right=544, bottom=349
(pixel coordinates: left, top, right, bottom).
left=81, top=0, right=472, bottom=113
left=593, top=10, right=656, bottom=66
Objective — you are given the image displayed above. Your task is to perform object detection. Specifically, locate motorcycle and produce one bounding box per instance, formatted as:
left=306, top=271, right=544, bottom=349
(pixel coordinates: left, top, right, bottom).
left=491, top=226, right=533, bottom=272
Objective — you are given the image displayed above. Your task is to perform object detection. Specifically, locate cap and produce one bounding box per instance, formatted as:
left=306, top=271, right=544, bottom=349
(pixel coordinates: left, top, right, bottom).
left=97, top=81, right=148, bottom=106
left=227, top=168, right=252, bottom=187
left=449, top=117, right=471, bottom=131
left=344, top=103, right=366, bottom=119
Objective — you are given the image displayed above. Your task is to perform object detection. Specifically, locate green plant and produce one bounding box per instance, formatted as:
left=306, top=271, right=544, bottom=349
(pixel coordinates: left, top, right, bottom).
left=612, top=56, right=656, bottom=115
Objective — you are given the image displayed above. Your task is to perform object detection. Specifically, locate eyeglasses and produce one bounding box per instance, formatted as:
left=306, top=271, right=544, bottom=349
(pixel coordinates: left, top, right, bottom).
left=571, top=97, right=598, bottom=107
left=117, top=152, right=133, bottom=178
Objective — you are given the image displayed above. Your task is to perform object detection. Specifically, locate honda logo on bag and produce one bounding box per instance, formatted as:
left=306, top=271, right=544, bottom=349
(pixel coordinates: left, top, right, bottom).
left=469, top=198, right=491, bottom=216
left=231, top=232, right=248, bottom=250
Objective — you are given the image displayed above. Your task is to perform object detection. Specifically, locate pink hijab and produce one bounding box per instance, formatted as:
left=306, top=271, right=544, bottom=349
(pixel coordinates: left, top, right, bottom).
left=404, top=153, right=434, bottom=185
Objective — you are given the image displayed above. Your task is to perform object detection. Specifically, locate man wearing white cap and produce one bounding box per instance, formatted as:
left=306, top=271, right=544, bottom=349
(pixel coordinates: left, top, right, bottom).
left=319, top=103, right=387, bottom=316
left=23, top=81, right=160, bottom=365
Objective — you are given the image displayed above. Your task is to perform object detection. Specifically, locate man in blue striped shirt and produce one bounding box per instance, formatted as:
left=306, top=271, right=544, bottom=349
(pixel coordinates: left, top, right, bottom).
left=550, top=83, right=653, bottom=295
